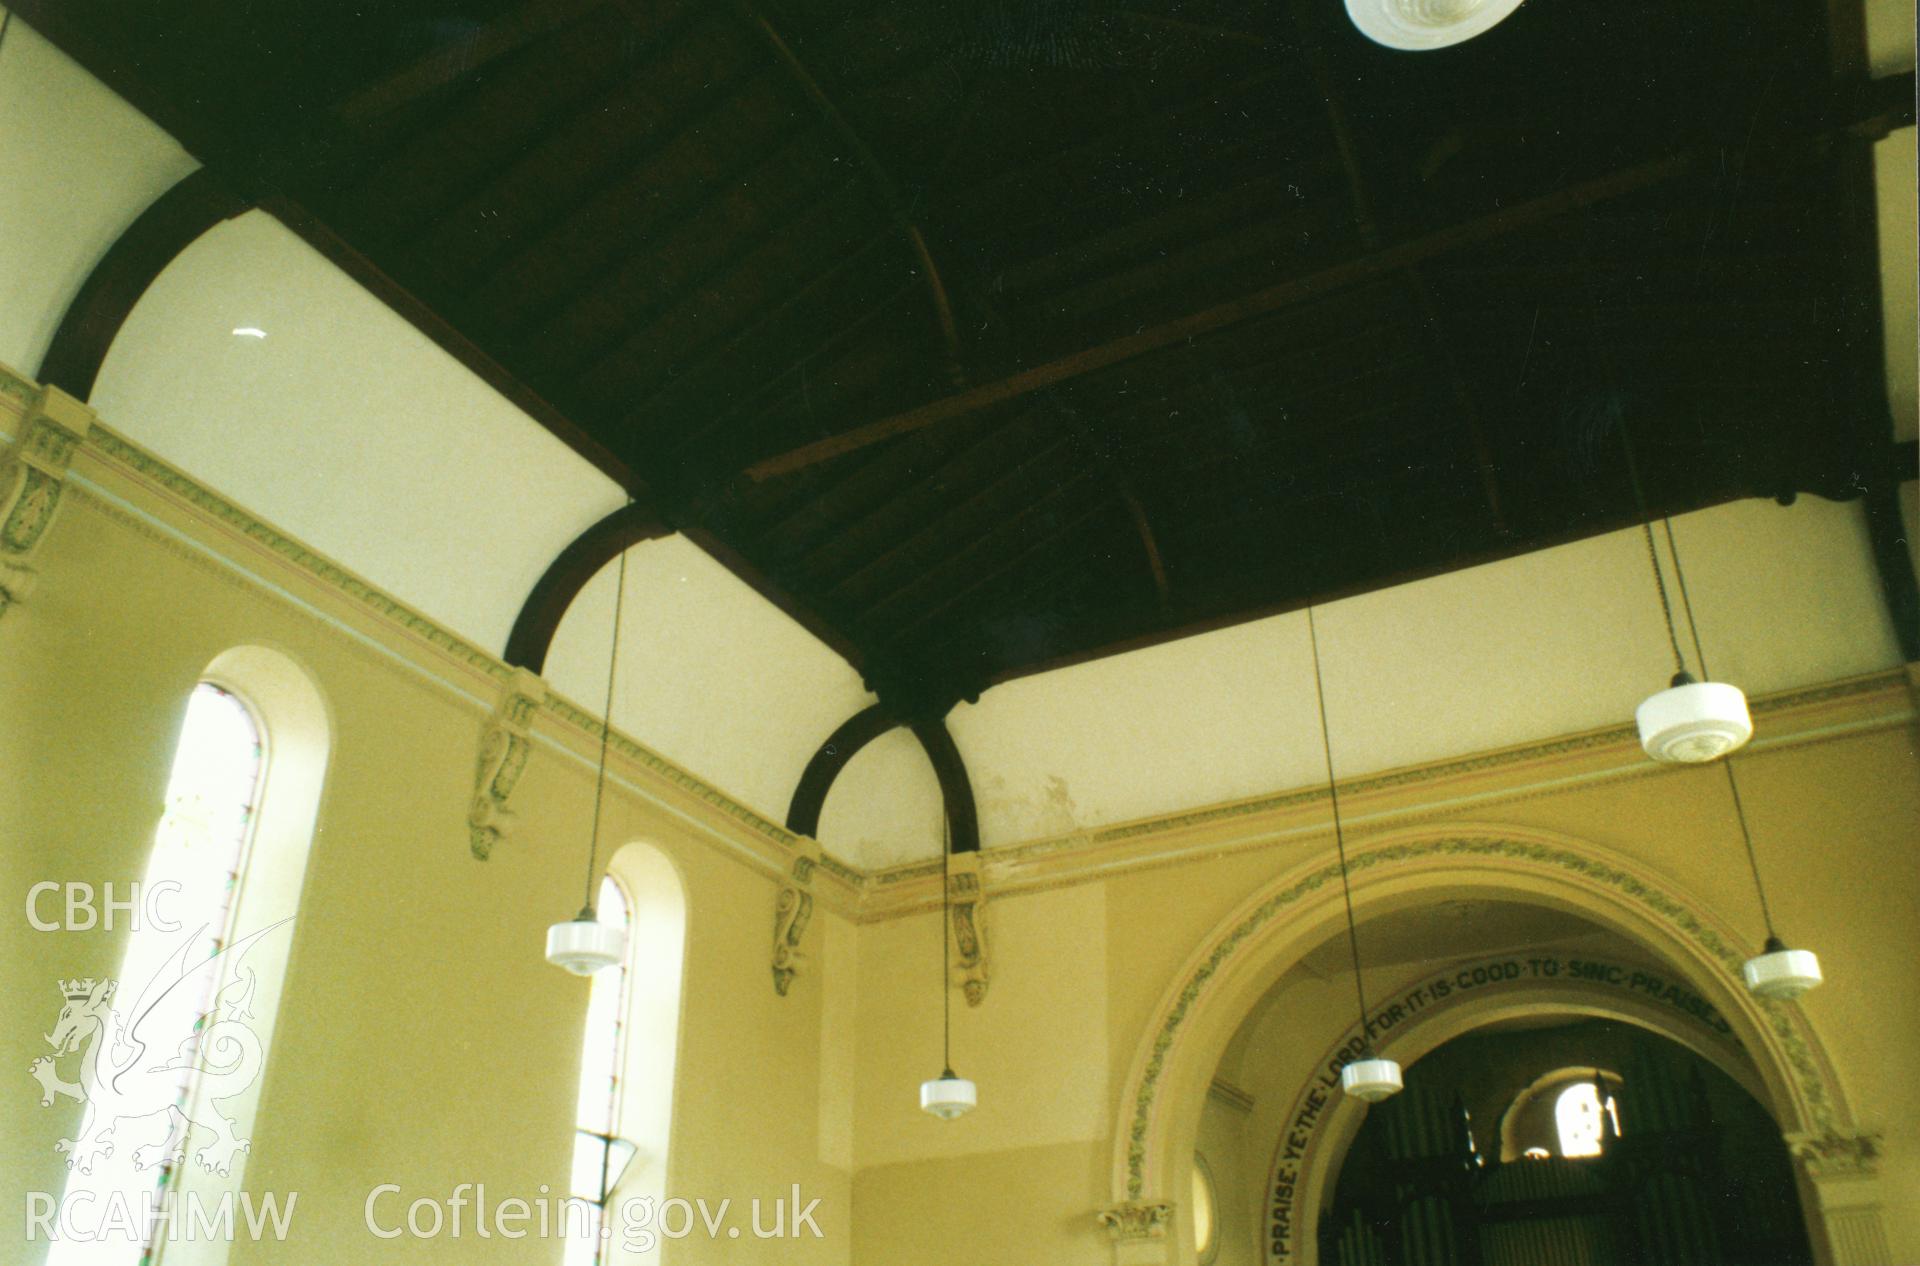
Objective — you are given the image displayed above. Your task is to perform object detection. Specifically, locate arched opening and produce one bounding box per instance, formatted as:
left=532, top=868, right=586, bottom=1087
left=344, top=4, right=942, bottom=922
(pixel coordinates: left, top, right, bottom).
left=1322, top=1018, right=1813, bottom=1264
left=44, top=646, right=327, bottom=1263
left=1112, top=826, right=1864, bottom=1266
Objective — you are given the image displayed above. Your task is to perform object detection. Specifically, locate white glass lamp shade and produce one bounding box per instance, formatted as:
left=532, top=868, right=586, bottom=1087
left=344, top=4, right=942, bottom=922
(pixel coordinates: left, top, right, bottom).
left=1743, top=939, right=1823, bottom=1000
left=1344, top=0, right=1527, bottom=50
left=545, top=913, right=625, bottom=975
left=1636, top=679, right=1752, bottom=763
left=919, top=1070, right=978, bottom=1120
left=1341, top=1057, right=1405, bottom=1102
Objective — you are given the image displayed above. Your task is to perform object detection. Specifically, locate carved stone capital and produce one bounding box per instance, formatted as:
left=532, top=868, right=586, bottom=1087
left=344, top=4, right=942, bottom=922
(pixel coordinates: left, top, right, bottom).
left=1787, top=1129, right=1882, bottom=1181
left=0, top=384, right=95, bottom=615
left=1097, top=1201, right=1173, bottom=1242
left=946, top=850, right=989, bottom=1006
left=468, top=667, right=547, bottom=859
left=772, top=839, right=821, bottom=996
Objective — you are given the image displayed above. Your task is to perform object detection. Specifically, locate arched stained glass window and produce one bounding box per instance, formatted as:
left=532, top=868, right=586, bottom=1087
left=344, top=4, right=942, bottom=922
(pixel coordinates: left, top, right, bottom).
left=50, top=683, right=264, bottom=1266
left=566, top=874, right=633, bottom=1266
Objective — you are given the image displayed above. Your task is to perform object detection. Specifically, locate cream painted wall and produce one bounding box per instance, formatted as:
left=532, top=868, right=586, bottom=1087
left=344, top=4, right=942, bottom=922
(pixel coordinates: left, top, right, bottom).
left=853, top=882, right=1110, bottom=1172
left=1, top=464, right=852, bottom=1262
left=843, top=722, right=1920, bottom=1266
left=0, top=11, right=197, bottom=374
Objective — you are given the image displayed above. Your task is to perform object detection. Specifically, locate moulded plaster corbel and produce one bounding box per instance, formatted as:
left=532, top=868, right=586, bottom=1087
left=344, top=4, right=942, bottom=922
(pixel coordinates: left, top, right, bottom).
left=0, top=384, right=95, bottom=616
left=946, top=849, right=989, bottom=1006
left=469, top=666, right=548, bottom=859
left=772, top=839, right=821, bottom=996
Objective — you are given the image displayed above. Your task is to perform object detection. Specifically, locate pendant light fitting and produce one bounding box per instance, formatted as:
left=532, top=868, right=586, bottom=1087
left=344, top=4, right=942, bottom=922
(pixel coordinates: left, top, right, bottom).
left=920, top=814, right=977, bottom=1119
left=1620, top=431, right=1751, bottom=764
left=1306, top=609, right=1403, bottom=1103
left=546, top=528, right=632, bottom=976
left=1651, top=521, right=1821, bottom=1000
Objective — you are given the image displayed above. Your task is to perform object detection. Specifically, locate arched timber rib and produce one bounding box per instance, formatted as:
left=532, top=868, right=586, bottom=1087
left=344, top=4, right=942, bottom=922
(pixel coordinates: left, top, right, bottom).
left=784, top=702, right=898, bottom=837
left=784, top=707, right=981, bottom=857
left=503, top=501, right=672, bottom=673
left=911, top=716, right=980, bottom=855
left=38, top=169, right=253, bottom=400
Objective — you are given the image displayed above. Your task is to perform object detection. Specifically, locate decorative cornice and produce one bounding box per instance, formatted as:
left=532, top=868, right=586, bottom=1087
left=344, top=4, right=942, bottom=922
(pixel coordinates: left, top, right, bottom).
left=8, top=360, right=1909, bottom=924
left=538, top=694, right=800, bottom=851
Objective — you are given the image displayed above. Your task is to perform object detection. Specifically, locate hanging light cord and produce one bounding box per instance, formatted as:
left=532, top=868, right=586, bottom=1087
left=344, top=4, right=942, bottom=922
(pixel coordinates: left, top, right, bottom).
left=1305, top=608, right=1375, bottom=1055
left=1661, top=518, right=1711, bottom=683
left=1641, top=523, right=1689, bottom=680
left=1618, top=421, right=1690, bottom=680
left=939, top=813, right=954, bottom=1075
left=1662, top=520, right=1778, bottom=941
left=581, top=528, right=633, bottom=915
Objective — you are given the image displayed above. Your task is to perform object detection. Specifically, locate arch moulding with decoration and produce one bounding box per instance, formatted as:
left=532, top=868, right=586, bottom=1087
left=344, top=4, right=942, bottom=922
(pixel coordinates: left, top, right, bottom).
left=1099, top=823, right=1884, bottom=1266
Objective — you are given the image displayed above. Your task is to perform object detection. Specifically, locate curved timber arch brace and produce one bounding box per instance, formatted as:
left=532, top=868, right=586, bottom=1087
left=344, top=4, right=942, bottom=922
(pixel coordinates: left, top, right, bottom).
left=38, top=169, right=253, bottom=400
left=776, top=705, right=983, bottom=998
left=784, top=702, right=898, bottom=838
left=909, top=716, right=980, bottom=855
left=501, top=502, right=671, bottom=673
left=784, top=707, right=981, bottom=855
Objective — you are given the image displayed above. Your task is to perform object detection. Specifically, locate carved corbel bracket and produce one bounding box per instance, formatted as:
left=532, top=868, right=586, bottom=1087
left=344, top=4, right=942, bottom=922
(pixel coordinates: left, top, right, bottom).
left=1787, top=1128, right=1882, bottom=1182
left=772, top=840, right=821, bottom=996
left=468, top=667, right=547, bottom=860
left=0, top=384, right=95, bottom=616
left=946, top=849, right=989, bottom=1006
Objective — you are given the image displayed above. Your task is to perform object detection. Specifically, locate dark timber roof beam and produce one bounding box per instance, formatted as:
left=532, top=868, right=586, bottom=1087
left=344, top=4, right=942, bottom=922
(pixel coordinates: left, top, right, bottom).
left=741, top=80, right=1918, bottom=483
left=730, top=0, right=965, bottom=387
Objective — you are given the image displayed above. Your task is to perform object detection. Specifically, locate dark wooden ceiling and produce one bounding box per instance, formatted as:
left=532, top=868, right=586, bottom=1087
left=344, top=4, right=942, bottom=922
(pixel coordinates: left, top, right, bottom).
left=23, top=0, right=1913, bottom=711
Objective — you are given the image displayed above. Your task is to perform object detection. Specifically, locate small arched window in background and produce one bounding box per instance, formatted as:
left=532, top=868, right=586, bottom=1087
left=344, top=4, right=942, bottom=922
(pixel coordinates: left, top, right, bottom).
left=1554, top=1082, right=1623, bottom=1159
left=567, top=874, right=634, bottom=1266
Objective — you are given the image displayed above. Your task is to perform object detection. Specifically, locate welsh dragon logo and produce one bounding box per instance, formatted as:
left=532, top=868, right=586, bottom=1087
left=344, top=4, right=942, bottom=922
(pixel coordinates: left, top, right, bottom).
left=30, top=919, right=288, bottom=1178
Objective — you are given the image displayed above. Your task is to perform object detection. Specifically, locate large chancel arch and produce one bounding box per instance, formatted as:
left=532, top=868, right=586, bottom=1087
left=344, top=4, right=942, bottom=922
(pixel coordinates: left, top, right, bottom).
left=1107, top=824, right=1881, bottom=1266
